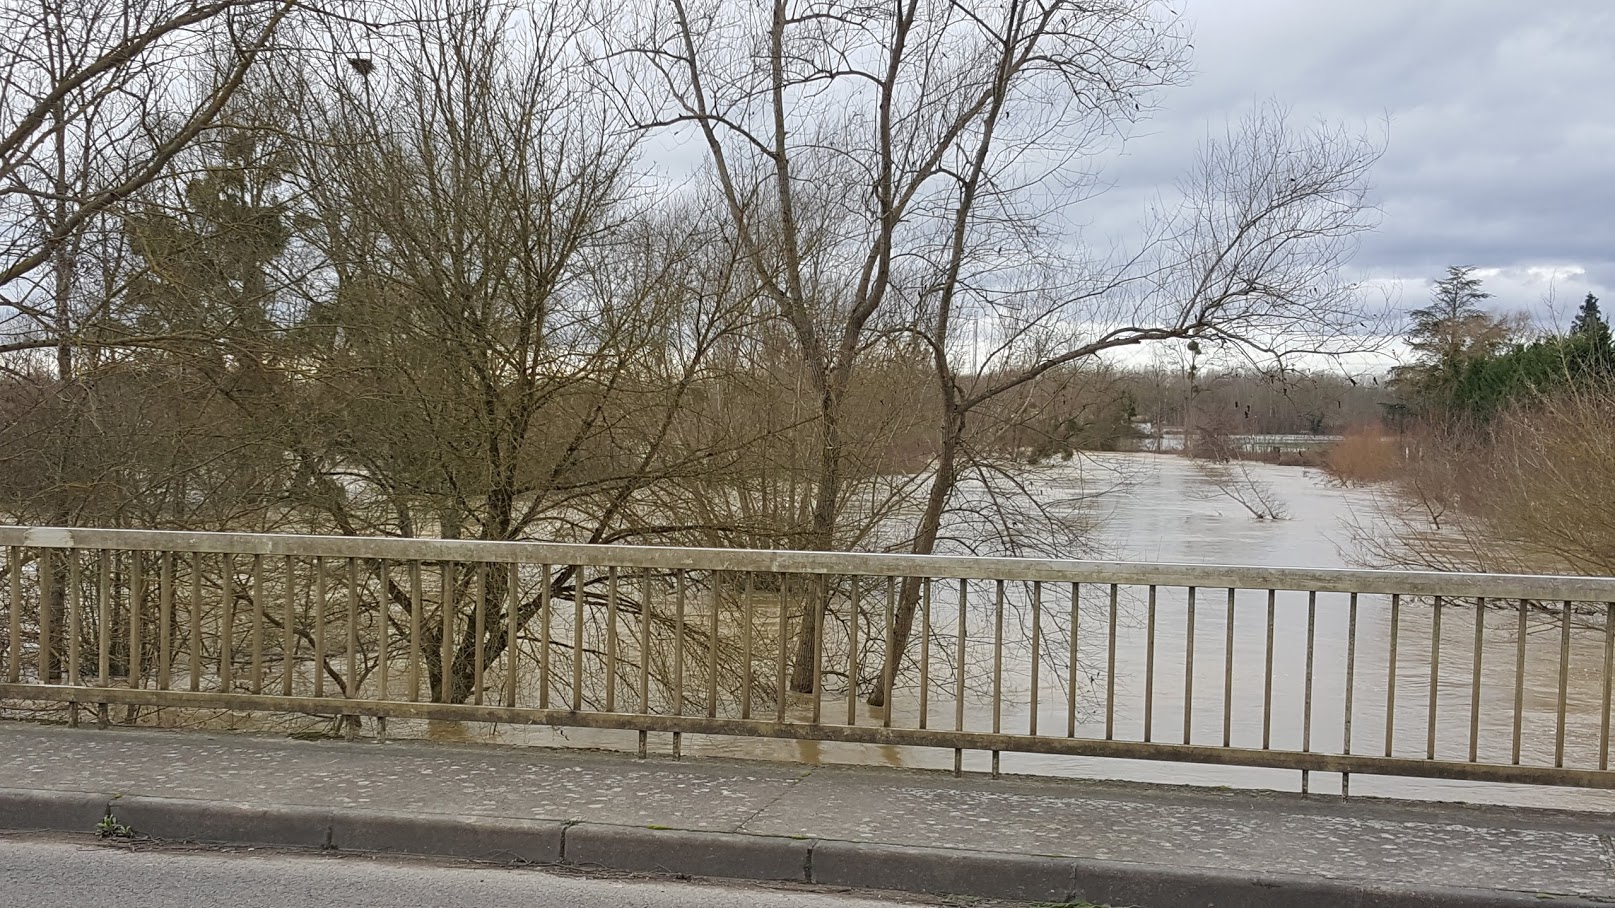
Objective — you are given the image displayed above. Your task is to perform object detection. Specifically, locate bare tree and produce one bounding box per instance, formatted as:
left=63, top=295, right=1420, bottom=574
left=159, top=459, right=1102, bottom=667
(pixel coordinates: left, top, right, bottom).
left=621, top=0, right=1189, bottom=692
left=252, top=0, right=802, bottom=702
left=861, top=107, right=1379, bottom=702
left=1190, top=459, right=1290, bottom=520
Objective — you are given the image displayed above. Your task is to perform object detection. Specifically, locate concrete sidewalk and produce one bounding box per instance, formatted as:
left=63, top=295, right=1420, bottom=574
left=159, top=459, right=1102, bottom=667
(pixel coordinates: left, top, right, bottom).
left=1, top=724, right=1611, bottom=907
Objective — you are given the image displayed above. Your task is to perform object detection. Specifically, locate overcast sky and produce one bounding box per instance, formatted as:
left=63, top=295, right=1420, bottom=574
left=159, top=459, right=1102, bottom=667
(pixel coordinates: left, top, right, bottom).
left=1108, top=0, right=1615, bottom=329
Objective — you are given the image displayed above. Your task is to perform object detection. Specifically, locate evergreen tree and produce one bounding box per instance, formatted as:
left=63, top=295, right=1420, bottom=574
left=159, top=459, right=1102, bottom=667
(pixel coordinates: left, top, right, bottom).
left=1406, top=266, right=1503, bottom=362
left=121, top=127, right=294, bottom=383
left=1440, top=291, right=1614, bottom=421
left=1570, top=292, right=1611, bottom=349
left=1392, top=265, right=1515, bottom=418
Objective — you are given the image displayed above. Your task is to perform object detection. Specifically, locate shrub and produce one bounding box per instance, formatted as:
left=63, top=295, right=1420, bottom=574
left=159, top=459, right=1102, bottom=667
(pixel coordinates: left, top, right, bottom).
left=1356, top=382, right=1615, bottom=575
left=1322, top=425, right=1403, bottom=485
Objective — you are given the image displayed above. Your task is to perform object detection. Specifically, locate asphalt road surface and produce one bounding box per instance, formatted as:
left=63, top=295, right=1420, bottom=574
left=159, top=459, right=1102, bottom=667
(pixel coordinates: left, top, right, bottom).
left=0, top=835, right=953, bottom=908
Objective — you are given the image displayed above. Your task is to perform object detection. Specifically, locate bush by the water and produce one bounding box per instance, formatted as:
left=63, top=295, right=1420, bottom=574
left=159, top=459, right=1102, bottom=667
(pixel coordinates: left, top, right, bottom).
left=1367, top=383, right=1615, bottom=575
left=1322, top=426, right=1404, bottom=486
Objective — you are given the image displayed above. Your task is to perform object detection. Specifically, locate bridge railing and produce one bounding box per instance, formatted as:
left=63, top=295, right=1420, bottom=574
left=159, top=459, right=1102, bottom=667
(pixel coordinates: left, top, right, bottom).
left=4, top=525, right=1615, bottom=791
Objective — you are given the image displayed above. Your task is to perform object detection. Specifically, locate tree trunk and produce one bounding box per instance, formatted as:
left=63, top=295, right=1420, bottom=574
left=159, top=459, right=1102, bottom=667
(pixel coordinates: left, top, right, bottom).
left=789, top=392, right=844, bottom=693
left=868, top=404, right=962, bottom=707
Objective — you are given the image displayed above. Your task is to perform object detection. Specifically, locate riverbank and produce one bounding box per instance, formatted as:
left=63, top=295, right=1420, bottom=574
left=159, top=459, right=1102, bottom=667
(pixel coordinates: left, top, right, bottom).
left=2, top=723, right=1611, bottom=906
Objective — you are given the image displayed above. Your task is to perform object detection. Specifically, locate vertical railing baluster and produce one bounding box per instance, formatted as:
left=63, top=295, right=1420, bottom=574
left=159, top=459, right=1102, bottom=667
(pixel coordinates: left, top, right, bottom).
left=1067, top=582, right=1079, bottom=739
left=159, top=553, right=173, bottom=691
left=281, top=556, right=295, bottom=697
left=847, top=577, right=861, bottom=727
left=1427, top=596, right=1442, bottom=760
left=473, top=563, right=487, bottom=706
left=949, top=575, right=962, bottom=775
left=882, top=576, right=895, bottom=730
left=672, top=570, right=685, bottom=759
left=216, top=554, right=230, bottom=692
left=65, top=552, right=79, bottom=724
left=1262, top=589, right=1274, bottom=750
left=1343, top=592, right=1358, bottom=797
left=1185, top=586, right=1197, bottom=746
left=1304, top=593, right=1317, bottom=757
left=129, top=552, right=143, bottom=689
left=1143, top=585, right=1156, bottom=742
left=1223, top=589, right=1235, bottom=748
left=1556, top=600, right=1572, bottom=769
left=741, top=571, right=753, bottom=720
left=775, top=574, right=788, bottom=723
left=572, top=565, right=584, bottom=712
left=67, top=552, right=81, bottom=688
left=1302, top=591, right=1316, bottom=794
left=538, top=564, right=551, bottom=709
left=190, top=554, right=203, bottom=693
left=506, top=563, right=520, bottom=709
left=441, top=561, right=455, bottom=705
left=312, top=557, right=325, bottom=697
left=1470, top=598, right=1485, bottom=763
left=1385, top=593, right=1399, bottom=758
left=95, top=551, right=109, bottom=728
left=1105, top=584, right=1118, bottom=741
left=378, top=560, right=390, bottom=702
left=1029, top=581, right=1041, bottom=737
left=638, top=569, right=652, bottom=758
left=346, top=558, right=360, bottom=700
left=38, top=549, right=53, bottom=683
left=1513, top=599, right=1526, bottom=765
left=709, top=570, right=720, bottom=719
left=991, top=578, right=1004, bottom=776
left=251, top=555, right=265, bottom=695
left=97, top=551, right=110, bottom=689
left=641, top=568, right=654, bottom=718
left=606, top=567, right=620, bottom=713
left=991, top=579, right=1003, bottom=735
left=813, top=575, right=827, bottom=726
left=5, top=546, right=18, bottom=683
left=918, top=579, right=931, bottom=730
left=409, top=561, right=423, bottom=702
left=1603, top=602, right=1614, bottom=771
left=673, top=569, right=686, bottom=718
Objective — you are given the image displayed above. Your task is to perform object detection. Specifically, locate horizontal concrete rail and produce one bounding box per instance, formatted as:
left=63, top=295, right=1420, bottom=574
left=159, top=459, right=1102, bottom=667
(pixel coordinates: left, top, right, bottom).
left=3, top=525, right=1614, bottom=600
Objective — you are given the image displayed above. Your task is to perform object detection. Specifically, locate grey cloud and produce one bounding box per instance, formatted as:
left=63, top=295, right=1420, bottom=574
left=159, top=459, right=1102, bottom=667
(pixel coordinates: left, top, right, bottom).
left=1090, top=0, right=1615, bottom=317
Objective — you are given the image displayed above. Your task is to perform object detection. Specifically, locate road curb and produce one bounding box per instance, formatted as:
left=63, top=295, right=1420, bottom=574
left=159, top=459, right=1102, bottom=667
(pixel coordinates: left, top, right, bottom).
left=565, top=823, right=812, bottom=882
left=0, top=786, right=111, bottom=832
left=0, top=788, right=1604, bottom=907
left=814, top=839, right=1076, bottom=902
left=112, top=795, right=337, bottom=848
left=332, top=809, right=565, bottom=864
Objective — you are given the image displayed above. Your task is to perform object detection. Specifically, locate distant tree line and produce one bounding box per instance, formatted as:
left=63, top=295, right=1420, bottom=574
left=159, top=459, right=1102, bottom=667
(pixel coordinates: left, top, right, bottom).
left=1391, top=266, right=1613, bottom=423
left=969, top=360, right=1389, bottom=464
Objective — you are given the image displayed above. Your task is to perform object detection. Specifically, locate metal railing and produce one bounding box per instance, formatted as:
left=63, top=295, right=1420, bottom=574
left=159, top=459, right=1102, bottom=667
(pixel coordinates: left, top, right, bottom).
left=4, top=525, right=1615, bottom=791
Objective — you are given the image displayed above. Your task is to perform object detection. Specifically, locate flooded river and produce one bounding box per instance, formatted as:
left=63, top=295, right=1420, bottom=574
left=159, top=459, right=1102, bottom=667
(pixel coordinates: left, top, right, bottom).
left=417, top=453, right=1615, bottom=811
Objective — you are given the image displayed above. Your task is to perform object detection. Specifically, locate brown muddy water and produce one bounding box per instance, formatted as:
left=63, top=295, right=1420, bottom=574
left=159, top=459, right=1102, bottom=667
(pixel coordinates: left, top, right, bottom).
left=392, top=453, right=1615, bottom=812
